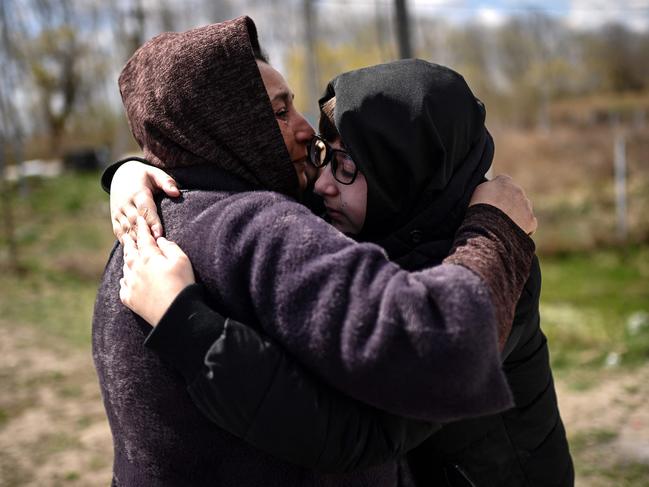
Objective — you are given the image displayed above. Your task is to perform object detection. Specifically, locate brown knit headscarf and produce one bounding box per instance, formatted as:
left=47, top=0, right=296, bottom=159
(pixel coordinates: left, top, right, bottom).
left=118, top=16, right=298, bottom=196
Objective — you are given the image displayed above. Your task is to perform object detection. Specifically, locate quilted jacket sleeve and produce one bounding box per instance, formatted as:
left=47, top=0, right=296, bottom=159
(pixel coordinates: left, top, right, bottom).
left=145, top=283, right=436, bottom=472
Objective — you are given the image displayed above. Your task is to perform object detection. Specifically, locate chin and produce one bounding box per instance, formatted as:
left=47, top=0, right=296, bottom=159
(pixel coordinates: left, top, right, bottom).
left=331, top=221, right=351, bottom=234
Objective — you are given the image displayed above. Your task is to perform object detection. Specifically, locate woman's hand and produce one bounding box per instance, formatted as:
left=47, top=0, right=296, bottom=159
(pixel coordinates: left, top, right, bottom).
left=110, top=160, right=181, bottom=243
left=470, top=174, right=537, bottom=235
left=120, top=217, right=196, bottom=327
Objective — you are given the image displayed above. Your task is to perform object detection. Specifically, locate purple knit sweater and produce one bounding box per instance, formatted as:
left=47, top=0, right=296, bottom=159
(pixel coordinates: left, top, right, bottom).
left=93, top=175, right=533, bottom=486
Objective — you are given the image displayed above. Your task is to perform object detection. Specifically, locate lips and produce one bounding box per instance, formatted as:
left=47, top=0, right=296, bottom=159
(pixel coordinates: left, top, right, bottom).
left=324, top=205, right=343, bottom=217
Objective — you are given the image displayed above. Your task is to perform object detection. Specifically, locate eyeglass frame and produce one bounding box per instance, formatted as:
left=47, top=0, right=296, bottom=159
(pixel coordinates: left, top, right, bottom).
left=308, top=135, right=360, bottom=185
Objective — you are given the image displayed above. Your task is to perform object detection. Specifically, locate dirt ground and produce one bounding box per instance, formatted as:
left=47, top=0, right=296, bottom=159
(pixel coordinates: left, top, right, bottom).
left=1, top=322, right=648, bottom=487
left=0, top=324, right=111, bottom=486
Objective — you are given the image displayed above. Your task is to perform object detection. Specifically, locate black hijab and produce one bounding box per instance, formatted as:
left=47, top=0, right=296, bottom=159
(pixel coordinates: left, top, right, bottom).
left=319, top=59, right=493, bottom=268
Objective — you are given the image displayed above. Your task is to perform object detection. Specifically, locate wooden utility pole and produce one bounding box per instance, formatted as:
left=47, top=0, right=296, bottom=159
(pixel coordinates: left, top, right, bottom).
left=375, top=0, right=391, bottom=61
left=303, top=0, right=320, bottom=123
left=0, top=0, right=20, bottom=272
left=394, top=0, right=412, bottom=59
left=614, top=133, right=628, bottom=242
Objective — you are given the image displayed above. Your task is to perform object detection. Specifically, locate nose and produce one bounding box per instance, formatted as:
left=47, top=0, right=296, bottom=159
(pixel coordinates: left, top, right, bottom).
left=314, top=164, right=339, bottom=197
left=294, top=110, right=315, bottom=144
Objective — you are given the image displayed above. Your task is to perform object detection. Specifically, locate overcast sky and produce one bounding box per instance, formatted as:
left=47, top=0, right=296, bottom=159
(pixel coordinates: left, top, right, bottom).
left=309, top=0, right=649, bottom=31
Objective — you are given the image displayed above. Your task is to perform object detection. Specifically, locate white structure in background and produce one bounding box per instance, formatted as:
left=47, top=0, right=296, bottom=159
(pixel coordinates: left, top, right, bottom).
left=614, top=133, right=627, bottom=241
left=5, top=159, right=63, bottom=182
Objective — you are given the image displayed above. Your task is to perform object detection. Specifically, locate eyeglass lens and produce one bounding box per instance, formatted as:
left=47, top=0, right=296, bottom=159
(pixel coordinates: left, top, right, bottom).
left=308, top=136, right=357, bottom=184
left=310, top=138, right=328, bottom=168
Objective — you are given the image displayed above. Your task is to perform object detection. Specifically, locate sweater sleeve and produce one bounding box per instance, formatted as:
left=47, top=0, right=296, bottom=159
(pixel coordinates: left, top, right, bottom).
left=182, top=191, right=532, bottom=421
left=443, top=204, right=535, bottom=351
left=145, top=284, right=437, bottom=472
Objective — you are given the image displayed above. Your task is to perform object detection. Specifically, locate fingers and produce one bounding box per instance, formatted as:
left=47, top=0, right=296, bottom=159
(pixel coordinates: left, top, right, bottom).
left=162, top=179, right=180, bottom=197
left=156, top=237, right=185, bottom=260
left=136, top=216, right=162, bottom=259
left=112, top=207, right=139, bottom=243
left=113, top=213, right=132, bottom=243
left=113, top=217, right=125, bottom=243
left=119, top=276, right=133, bottom=308
left=120, top=236, right=138, bottom=309
left=133, top=190, right=164, bottom=239
left=157, top=236, right=196, bottom=285
left=150, top=223, right=164, bottom=240
left=119, top=277, right=128, bottom=304
left=122, top=233, right=137, bottom=266
left=147, top=167, right=180, bottom=197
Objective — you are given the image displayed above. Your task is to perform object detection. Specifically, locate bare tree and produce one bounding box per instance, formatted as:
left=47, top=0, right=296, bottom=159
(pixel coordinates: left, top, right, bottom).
left=120, top=0, right=147, bottom=58
left=597, top=23, right=647, bottom=93
left=394, top=0, right=412, bottom=58
left=14, top=0, right=105, bottom=155
left=0, top=0, right=24, bottom=272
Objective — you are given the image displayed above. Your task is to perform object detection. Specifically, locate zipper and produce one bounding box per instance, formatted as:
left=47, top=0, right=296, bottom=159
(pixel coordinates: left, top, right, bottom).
left=444, top=463, right=477, bottom=487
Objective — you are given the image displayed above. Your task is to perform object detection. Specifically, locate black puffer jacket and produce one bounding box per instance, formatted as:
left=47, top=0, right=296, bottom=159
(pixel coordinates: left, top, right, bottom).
left=394, top=240, right=574, bottom=487
left=408, top=275, right=575, bottom=485
left=330, top=60, right=573, bottom=486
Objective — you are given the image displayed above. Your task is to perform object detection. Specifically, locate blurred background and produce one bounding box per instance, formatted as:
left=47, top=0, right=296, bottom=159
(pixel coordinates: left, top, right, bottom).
left=0, top=0, right=648, bottom=485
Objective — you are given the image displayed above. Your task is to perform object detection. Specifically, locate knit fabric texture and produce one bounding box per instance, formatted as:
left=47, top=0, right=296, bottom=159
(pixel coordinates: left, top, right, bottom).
left=93, top=183, right=520, bottom=485
left=118, top=16, right=298, bottom=197
left=444, top=204, right=535, bottom=350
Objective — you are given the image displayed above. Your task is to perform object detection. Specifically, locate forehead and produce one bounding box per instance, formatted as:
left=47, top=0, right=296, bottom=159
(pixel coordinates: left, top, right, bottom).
left=257, top=61, right=292, bottom=100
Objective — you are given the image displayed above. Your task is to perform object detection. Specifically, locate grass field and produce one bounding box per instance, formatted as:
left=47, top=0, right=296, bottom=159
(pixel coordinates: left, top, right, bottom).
left=541, top=246, right=649, bottom=370
left=0, top=170, right=648, bottom=485
left=540, top=247, right=649, bottom=485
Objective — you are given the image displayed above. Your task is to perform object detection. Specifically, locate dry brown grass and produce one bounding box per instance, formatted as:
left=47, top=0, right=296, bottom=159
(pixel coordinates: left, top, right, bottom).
left=490, top=124, right=649, bottom=253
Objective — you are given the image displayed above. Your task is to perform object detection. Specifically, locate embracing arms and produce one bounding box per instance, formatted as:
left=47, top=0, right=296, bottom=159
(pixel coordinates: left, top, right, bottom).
left=145, top=281, right=437, bottom=472
left=120, top=218, right=437, bottom=471
left=108, top=160, right=535, bottom=420
left=108, top=160, right=535, bottom=469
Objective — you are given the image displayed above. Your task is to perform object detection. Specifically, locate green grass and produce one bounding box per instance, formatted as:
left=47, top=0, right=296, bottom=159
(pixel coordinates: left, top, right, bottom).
left=577, top=458, right=649, bottom=487
left=540, top=246, right=649, bottom=370
left=569, top=427, right=649, bottom=487
left=570, top=428, right=619, bottom=452
left=0, top=171, right=115, bottom=347
left=0, top=408, right=8, bottom=427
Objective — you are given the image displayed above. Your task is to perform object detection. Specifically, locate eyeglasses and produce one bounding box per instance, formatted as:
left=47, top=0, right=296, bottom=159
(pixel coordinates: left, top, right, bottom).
left=308, top=135, right=359, bottom=185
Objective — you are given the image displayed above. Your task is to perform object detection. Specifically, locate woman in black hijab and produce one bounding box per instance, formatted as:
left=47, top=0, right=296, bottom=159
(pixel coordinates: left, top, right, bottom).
left=115, top=60, right=572, bottom=486
left=310, top=59, right=573, bottom=486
